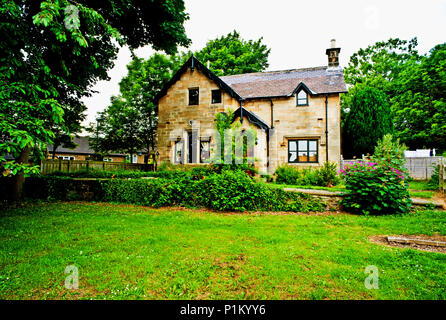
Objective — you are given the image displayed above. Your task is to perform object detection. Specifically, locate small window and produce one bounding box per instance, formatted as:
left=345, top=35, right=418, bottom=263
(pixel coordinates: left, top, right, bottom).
left=200, top=140, right=210, bottom=163
left=174, top=141, right=183, bottom=164
left=59, top=156, right=75, bottom=160
left=288, top=139, right=318, bottom=163
left=189, top=88, right=199, bottom=105
left=297, top=90, right=308, bottom=106
left=103, top=158, right=113, bottom=162
left=211, top=89, right=222, bottom=104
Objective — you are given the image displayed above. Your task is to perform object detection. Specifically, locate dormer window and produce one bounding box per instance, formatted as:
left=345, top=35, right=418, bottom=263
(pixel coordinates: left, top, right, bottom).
left=297, top=90, right=308, bottom=106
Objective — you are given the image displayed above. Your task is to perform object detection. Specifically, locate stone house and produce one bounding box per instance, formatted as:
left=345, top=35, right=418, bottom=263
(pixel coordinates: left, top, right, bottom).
left=155, top=41, right=347, bottom=174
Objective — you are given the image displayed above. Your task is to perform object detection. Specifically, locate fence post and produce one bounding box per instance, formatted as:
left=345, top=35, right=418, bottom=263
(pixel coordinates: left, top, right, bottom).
left=87, top=160, right=89, bottom=172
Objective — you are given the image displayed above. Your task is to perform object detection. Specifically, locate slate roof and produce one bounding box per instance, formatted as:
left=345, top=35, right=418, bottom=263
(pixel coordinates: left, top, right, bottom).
left=47, top=136, right=126, bottom=156
left=220, top=66, right=347, bottom=99
left=155, top=57, right=347, bottom=103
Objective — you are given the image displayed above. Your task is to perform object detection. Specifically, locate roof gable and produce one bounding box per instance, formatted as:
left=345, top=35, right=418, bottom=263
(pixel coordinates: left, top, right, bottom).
left=232, top=107, right=270, bottom=131
left=155, top=56, right=243, bottom=103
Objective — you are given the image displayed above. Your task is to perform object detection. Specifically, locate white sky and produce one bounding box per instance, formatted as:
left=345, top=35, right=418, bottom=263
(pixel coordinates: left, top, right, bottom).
left=81, top=0, right=446, bottom=127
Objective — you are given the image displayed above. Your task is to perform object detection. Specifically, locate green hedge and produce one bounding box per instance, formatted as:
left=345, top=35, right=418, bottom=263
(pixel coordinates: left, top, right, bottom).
left=17, top=171, right=326, bottom=212
left=275, top=162, right=341, bottom=186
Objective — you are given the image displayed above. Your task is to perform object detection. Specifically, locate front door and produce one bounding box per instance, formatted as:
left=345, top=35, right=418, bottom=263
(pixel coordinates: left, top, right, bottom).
left=187, top=131, right=197, bottom=164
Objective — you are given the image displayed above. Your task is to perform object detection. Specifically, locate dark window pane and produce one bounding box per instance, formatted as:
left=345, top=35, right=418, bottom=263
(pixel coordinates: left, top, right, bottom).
left=211, top=89, right=221, bottom=104
left=189, top=88, right=199, bottom=105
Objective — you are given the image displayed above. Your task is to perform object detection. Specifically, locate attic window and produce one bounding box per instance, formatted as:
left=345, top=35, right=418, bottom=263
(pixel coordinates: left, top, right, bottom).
left=297, top=90, right=308, bottom=106
left=211, top=89, right=222, bottom=104
left=189, top=88, right=199, bottom=105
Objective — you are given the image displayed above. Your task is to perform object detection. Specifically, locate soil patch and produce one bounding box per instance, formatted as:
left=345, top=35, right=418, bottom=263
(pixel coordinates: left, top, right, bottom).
left=370, top=234, right=446, bottom=253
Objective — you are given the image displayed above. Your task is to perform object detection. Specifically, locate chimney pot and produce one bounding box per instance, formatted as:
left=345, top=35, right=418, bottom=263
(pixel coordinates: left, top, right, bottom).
left=326, top=40, right=341, bottom=68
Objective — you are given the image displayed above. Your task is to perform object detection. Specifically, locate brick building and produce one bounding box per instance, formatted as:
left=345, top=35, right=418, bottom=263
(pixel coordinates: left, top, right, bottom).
left=155, top=41, right=347, bottom=174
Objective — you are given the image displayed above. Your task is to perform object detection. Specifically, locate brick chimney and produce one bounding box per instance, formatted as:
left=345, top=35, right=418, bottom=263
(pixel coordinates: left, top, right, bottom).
left=326, top=39, right=341, bottom=67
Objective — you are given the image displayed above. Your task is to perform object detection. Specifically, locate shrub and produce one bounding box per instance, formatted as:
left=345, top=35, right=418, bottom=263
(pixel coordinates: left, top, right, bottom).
left=275, top=162, right=341, bottom=187
left=102, top=170, right=326, bottom=212
left=340, top=161, right=411, bottom=215
left=428, top=164, right=439, bottom=190
left=372, top=134, right=407, bottom=172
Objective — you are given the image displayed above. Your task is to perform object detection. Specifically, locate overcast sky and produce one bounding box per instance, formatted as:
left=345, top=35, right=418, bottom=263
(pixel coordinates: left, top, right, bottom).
left=81, top=0, right=446, bottom=127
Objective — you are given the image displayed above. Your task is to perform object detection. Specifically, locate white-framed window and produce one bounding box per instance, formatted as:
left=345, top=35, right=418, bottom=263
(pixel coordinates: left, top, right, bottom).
left=103, top=158, right=113, bottom=162
left=132, top=154, right=137, bottom=163
left=297, top=90, right=308, bottom=106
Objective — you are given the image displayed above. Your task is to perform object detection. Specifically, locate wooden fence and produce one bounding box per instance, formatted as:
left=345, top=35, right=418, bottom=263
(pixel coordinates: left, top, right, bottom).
left=341, top=156, right=444, bottom=180
left=40, top=159, right=153, bottom=175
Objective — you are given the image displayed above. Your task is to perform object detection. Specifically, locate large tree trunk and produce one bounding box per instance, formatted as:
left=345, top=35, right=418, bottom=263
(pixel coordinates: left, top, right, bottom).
left=11, top=145, right=31, bottom=202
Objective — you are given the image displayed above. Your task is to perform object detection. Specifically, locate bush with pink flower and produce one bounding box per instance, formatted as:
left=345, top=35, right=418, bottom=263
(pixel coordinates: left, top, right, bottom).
left=340, top=134, right=411, bottom=215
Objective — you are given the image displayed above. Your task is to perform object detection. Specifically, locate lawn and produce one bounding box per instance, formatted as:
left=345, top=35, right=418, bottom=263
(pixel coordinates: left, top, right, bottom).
left=0, top=202, right=445, bottom=300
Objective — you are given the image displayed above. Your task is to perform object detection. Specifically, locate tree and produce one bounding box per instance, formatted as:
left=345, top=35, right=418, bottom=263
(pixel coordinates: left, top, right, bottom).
left=89, top=53, right=181, bottom=163
left=0, top=0, right=190, bottom=200
left=391, top=43, right=446, bottom=150
left=342, top=85, right=393, bottom=158
left=343, top=37, right=419, bottom=93
left=194, top=30, right=270, bottom=76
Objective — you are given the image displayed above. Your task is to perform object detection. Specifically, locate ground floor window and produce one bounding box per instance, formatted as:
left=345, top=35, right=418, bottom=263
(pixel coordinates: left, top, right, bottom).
left=200, top=140, right=210, bottom=163
left=103, top=158, right=113, bottom=162
left=174, top=141, right=184, bottom=164
left=288, top=139, right=318, bottom=163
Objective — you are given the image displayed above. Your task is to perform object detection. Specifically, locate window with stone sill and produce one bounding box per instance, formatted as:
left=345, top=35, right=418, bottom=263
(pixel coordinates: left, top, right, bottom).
left=288, top=139, right=318, bottom=163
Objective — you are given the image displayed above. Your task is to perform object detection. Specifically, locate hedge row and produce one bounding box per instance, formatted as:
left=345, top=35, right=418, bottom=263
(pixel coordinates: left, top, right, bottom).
left=16, top=171, right=326, bottom=212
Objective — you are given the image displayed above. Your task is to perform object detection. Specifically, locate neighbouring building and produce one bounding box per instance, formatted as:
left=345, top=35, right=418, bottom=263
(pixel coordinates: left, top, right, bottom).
left=155, top=40, right=347, bottom=174
left=46, top=136, right=146, bottom=164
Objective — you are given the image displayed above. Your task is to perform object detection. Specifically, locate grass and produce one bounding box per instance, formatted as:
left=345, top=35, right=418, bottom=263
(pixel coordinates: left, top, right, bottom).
left=409, top=191, right=435, bottom=199
left=0, top=202, right=445, bottom=300
left=409, top=180, right=437, bottom=191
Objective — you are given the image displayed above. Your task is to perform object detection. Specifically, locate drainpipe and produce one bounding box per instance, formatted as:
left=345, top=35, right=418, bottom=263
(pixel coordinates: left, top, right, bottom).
left=191, top=55, right=194, bottom=72
left=325, top=94, right=329, bottom=162
left=270, top=99, right=274, bottom=129
left=240, top=100, right=243, bottom=123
